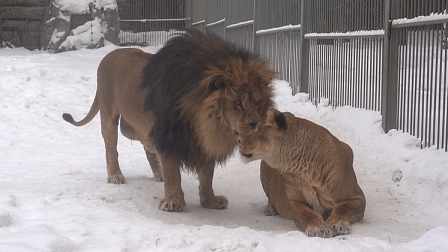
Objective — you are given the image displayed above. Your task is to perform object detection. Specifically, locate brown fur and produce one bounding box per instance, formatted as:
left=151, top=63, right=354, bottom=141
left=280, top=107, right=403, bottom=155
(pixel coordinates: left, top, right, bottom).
left=63, top=31, right=276, bottom=212
left=239, top=109, right=366, bottom=237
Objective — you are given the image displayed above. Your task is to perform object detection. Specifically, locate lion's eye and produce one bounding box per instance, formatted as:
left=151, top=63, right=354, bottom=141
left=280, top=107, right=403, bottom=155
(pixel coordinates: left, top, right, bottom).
left=257, top=101, right=263, bottom=106
left=235, top=101, right=242, bottom=107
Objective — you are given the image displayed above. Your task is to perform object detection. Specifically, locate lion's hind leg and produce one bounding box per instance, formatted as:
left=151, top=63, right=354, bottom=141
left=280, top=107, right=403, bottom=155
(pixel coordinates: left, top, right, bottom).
left=288, top=200, right=333, bottom=238
left=144, top=150, right=163, bottom=182
left=101, top=113, right=125, bottom=184
left=326, top=195, right=366, bottom=236
left=120, top=116, right=140, bottom=141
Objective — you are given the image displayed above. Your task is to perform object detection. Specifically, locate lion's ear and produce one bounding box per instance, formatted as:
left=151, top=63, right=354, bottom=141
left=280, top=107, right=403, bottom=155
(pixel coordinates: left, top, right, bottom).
left=266, top=109, right=287, bottom=131
left=209, top=76, right=226, bottom=93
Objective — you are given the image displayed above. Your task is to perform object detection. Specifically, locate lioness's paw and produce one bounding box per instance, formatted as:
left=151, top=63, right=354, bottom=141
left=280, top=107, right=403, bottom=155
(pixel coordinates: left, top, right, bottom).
left=305, top=225, right=333, bottom=238
left=264, top=202, right=278, bottom=216
left=329, top=221, right=352, bottom=236
left=159, top=199, right=185, bottom=212
left=107, top=175, right=125, bottom=184
left=200, top=195, right=228, bottom=210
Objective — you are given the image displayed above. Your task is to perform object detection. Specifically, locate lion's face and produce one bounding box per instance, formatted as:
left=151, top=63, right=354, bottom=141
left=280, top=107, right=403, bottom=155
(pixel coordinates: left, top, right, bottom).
left=239, top=108, right=294, bottom=164
left=191, top=59, right=276, bottom=160
left=220, top=85, right=272, bottom=136
left=207, top=60, right=276, bottom=136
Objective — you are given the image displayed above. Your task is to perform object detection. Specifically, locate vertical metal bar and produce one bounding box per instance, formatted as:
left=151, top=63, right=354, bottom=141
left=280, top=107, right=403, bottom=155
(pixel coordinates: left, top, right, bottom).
left=349, top=39, right=354, bottom=107
left=371, top=38, right=374, bottom=110
left=252, top=0, right=256, bottom=53
left=411, top=26, right=417, bottom=137
left=429, top=23, right=436, bottom=147
left=438, top=22, right=445, bottom=149
left=382, top=0, right=399, bottom=132
left=399, top=29, right=405, bottom=131
left=344, top=38, right=348, bottom=107
left=300, top=0, right=310, bottom=94
left=423, top=24, right=430, bottom=147
left=0, top=0, right=3, bottom=48
left=357, top=38, right=362, bottom=108
left=444, top=29, right=448, bottom=151
left=405, top=27, right=412, bottom=133
left=372, top=37, right=377, bottom=110
left=432, top=22, right=438, bottom=148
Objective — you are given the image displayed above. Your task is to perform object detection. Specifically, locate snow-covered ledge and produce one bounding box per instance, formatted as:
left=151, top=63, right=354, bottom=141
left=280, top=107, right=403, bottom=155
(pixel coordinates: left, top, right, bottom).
left=41, top=0, right=120, bottom=53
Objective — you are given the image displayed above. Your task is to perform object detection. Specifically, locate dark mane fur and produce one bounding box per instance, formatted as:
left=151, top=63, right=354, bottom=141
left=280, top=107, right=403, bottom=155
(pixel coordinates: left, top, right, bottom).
left=141, top=30, right=267, bottom=169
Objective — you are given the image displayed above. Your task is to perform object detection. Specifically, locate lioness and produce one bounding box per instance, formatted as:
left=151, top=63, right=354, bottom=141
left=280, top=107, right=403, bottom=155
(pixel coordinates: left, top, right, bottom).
left=63, top=30, right=276, bottom=212
left=239, top=109, right=366, bottom=237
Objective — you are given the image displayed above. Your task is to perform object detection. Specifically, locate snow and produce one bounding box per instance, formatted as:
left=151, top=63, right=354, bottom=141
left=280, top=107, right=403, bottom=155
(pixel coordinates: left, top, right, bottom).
left=1, top=45, right=448, bottom=251
left=206, top=18, right=226, bottom=27
left=55, top=0, right=117, bottom=14
left=305, top=30, right=385, bottom=38
left=227, top=20, right=254, bottom=29
left=60, top=18, right=104, bottom=50
left=256, top=25, right=302, bottom=35
left=392, top=11, right=448, bottom=26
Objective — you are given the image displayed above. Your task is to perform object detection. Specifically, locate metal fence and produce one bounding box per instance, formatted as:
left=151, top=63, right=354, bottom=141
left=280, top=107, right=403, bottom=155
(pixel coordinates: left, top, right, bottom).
left=118, top=0, right=187, bottom=46
left=388, top=0, right=448, bottom=149
left=184, top=0, right=448, bottom=151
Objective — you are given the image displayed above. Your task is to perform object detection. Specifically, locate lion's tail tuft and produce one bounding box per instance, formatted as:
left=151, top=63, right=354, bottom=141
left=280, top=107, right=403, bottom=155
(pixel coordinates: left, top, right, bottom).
left=62, top=113, right=76, bottom=124
left=62, top=94, right=100, bottom=127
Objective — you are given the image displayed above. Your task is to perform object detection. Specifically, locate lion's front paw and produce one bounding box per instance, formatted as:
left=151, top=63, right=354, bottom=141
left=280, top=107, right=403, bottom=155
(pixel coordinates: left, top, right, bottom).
left=159, top=199, right=185, bottom=212
left=305, top=225, right=333, bottom=238
left=107, top=175, right=125, bottom=184
left=264, top=202, right=278, bottom=216
left=200, top=195, right=228, bottom=210
left=328, top=220, right=352, bottom=236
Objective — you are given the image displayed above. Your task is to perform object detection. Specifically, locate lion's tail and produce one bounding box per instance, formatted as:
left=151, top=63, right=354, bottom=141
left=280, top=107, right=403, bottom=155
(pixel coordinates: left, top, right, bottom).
left=62, top=94, right=99, bottom=127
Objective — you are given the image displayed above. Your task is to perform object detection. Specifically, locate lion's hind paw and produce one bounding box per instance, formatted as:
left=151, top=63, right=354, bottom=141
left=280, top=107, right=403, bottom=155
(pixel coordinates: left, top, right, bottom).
left=264, top=202, right=278, bottom=216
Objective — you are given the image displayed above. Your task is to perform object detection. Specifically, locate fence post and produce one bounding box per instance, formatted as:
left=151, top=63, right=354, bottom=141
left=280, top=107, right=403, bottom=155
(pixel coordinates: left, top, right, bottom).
left=185, top=0, right=191, bottom=29
left=252, top=0, right=256, bottom=53
left=299, top=0, right=310, bottom=94
left=382, top=0, right=399, bottom=132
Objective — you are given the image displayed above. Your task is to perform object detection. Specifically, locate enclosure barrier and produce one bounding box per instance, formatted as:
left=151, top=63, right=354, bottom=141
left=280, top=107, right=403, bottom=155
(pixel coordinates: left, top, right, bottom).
left=118, top=0, right=187, bottom=46
left=184, top=0, right=448, bottom=151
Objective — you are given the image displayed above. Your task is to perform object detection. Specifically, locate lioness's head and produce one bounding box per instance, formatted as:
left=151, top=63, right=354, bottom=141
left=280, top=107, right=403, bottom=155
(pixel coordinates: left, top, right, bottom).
left=238, top=108, right=295, bottom=166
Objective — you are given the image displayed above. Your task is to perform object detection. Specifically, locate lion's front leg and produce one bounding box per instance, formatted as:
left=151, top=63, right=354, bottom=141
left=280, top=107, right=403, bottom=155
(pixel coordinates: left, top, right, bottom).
left=158, top=153, right=185, bottom=212
left=198, top=162, right=228, bottom=210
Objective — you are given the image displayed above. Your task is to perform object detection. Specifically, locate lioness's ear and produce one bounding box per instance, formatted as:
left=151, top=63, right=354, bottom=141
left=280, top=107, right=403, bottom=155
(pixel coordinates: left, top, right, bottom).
left=209, top=76, right=226, bottom=93
left=266, top=109, right=287, bottom=131
left=274, top=112, right=287, bottom=131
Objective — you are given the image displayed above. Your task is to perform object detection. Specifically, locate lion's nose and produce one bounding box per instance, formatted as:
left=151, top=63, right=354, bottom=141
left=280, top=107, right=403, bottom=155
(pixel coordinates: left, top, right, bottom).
left=249, top=121, right=258, bottom=130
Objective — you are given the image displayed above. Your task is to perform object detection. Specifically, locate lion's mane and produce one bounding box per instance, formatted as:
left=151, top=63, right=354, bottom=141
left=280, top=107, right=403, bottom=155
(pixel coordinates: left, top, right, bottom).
left=141, top=30, right=274, bottom=170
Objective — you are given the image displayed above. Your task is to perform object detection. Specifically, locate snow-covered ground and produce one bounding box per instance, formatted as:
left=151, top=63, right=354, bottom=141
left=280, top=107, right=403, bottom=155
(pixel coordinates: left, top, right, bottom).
left=1, top=45, right=448, bottom=251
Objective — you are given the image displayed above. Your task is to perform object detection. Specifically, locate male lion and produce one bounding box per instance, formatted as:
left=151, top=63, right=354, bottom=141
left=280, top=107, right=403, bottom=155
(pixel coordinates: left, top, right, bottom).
left=239, top=109, right=366, bottom=237
left=62, top=30, right=276, bottom=212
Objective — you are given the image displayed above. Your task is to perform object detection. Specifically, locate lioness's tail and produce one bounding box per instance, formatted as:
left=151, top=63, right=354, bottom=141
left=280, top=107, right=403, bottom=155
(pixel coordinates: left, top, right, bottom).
left=62, top=94, right=99, bottom=127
